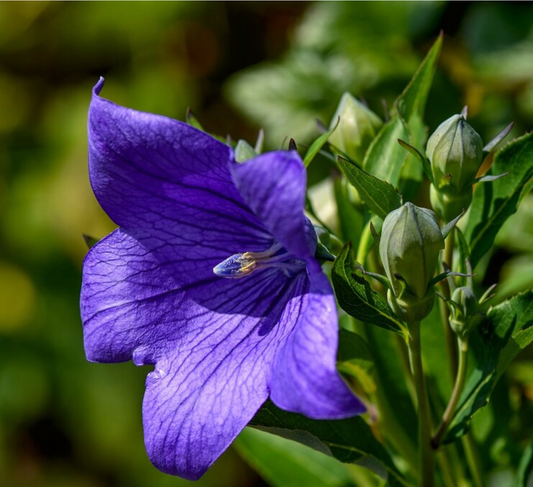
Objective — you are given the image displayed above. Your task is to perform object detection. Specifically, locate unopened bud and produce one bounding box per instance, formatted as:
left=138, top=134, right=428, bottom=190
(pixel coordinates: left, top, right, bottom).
left=426, top=114, right=483, bottom=220
left=329, top=93, right=382, bottom=163
left=235, top=140, right=257, bottom=163
left=449, top=286, right=482, bottom=338
left=380, top=203, right=444, bottom=322
left=427, top=114, right=483, bottom=192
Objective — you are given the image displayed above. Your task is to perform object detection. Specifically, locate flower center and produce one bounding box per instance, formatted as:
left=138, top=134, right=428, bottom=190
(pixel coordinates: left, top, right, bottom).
left=213, top=242, right=306, bottom=279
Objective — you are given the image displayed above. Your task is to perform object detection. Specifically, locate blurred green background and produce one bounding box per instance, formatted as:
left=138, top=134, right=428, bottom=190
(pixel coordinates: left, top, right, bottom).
left=1, top=2, right=533, bottom=486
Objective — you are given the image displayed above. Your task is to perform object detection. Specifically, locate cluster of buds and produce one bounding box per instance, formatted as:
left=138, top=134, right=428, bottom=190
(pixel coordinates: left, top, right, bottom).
left=328, top=92, right=383, bottom=163
left=371, top=202, right=460, bottom=324
left=425, top=109, right=512, bottom=220
left=444, top=271, right=496, bottom=340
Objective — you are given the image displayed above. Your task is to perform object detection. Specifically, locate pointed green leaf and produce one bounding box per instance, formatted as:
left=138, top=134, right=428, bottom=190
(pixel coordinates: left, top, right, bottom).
left=304, top=119, right=339, bottom=168
left=444, top=290, right=533, bottom=444
left=482, top=122, right=514, bottom=156
left=339, top=157, right=402, bottom=220
left=186, top=107, right=203, bottom=130
left=394, top=34, right=443, bottom=122
left=362, top=115, right=410, bottom=187
left=250, top=401, right=409, bottom=487
left=254, top=128, right=265, bottom=154
left=333, top=178, right=365, bottom=247
left=441, top=210, right=464, bottom=239
left=398, top=135, right=433, bottom=183
left=362, top=30, right=441, bottom=188
left=471, top=172, right=509, bottom=185
left=235, top=428, right=358, bottom=487
left=465, top=132, right=533, bottom=269
left=332, top=243, right=407, bottom=337
left=82, top=234, right=99, bottom=249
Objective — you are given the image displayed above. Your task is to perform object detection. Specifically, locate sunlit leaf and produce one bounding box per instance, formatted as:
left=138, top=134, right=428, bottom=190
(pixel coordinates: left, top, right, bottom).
left=395, top=34, right=443, bottom=122
left=362, top=116, right=410, bottom=188
left=444, top=290, right=533, bottom=443
left=338, top=157, right=402, bottom=219
left=235, top=428, right=358, bottom=487
left=304, top=119, right=339, bottom=168
left=250, top=401, right=409, bottom=487
left=332, top=243, right=407, bottom=337
left=465, top=132, right=533, bottom=269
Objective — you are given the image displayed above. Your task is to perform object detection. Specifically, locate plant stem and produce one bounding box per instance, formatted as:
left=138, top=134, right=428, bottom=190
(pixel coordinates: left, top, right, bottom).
left=356, top=221, right=373, bottom=266
left=408, top=320, right=434, bottom=487
left=439, top=230, right=458, bottom=378
left=462, top=432, right=484, bottom=487
left=432, top=338, right=468, bottom=448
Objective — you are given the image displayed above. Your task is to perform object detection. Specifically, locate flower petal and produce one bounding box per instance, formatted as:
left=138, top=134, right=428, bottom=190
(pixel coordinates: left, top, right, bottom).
left=141, top=267, right=314, bottom=479
left=270, top=269, right=366, bottom=419
left=230, top=151, right=315, bottom=259
left=88, top=79, right=271, bottom=262
left=81, top=228, right=304, bottom=364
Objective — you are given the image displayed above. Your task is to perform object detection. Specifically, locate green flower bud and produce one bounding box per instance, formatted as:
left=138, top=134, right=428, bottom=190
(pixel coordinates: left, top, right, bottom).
left=426, top=114, right=483, bottom=194
left=449, top=286, right=482, bottom=339
left=329, top=93, right=382, bottom=163
left=380, top=203, right=444, bottom=322
left=235, top=139, right=257, bottom=163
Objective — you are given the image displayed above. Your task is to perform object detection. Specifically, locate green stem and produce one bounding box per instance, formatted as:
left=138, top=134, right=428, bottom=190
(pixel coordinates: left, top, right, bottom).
left=435, top=449, right=458, bottom=487
left=462, top=432, right=484, bottom=487
left=432, top=339, right=468, bottom=448
left=408, top=320, right=434, bottom=487
left=440, top=230, right=459, bottom=378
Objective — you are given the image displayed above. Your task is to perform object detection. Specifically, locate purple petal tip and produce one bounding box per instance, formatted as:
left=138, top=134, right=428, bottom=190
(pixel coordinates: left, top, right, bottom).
left=93, top=77, right=105, bottom=96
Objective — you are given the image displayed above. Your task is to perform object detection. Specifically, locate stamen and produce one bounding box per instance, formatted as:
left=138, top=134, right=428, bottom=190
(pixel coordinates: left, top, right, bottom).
left=213, top=242, right=305, bottom=279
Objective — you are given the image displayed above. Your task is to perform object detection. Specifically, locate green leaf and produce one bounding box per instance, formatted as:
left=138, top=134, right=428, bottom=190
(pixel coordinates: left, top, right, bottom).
left=332, top=243, right=407, bottom=337
left=444, top=290, right=533, bottom=444
left=333, top=178, right=365, bottom=247
left=337, top=329, right=376, bottom=395
left=362, top=325, right=419, bottom=474
left=82, top=234, right=99, bottom=249
left=338, top=157, right=402, bottom=220
left=363, top=35, right=441, bottom=189
left=235, top=428, right=357, bottom=487
left=304, top=119, right=339, bottom=168
left=250, top=401, right=409, bottom=487
left=465, top=132, right=533, bottom=269
left=186, top=107, right=204, bottom=130
left=398, top=116, right=431, bottom=200
left=394, top=34, right=443, bottom=122
left=363, top=116, right=410, bottom=188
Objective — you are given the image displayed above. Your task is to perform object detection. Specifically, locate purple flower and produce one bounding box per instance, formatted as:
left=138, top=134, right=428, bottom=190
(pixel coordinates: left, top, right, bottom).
left=81, top=79, right=365, bottom=480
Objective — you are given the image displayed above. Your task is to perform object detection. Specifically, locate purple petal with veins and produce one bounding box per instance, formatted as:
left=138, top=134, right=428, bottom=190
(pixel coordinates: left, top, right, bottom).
left=81, top=78, right=365, bottom=480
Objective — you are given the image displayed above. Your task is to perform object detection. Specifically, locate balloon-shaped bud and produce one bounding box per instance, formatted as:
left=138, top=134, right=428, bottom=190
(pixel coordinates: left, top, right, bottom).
left=426, top=114, right=483, bottom=193
left=426, top=114, right=483, bottom=220
left=329, top=93, right=382, bottom=163
left=380, top=203, right=444, bottom=322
